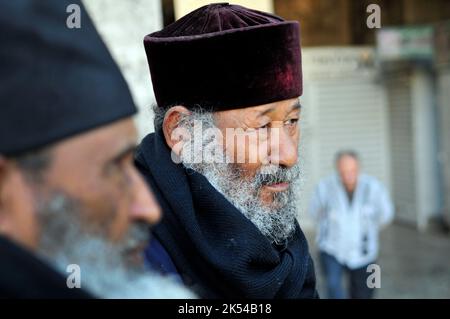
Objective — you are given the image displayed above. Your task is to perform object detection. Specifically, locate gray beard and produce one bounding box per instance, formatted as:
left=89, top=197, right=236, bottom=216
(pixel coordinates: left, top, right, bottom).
left=179, top=112, right=302, bottom=245
left=34, top=192, right=195, bottom=299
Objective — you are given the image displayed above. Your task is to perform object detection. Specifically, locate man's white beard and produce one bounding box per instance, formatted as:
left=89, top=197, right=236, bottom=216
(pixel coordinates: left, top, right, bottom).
left=35, top=192, right=195, bottom=299
left=178, top=111, right=302, bottom=245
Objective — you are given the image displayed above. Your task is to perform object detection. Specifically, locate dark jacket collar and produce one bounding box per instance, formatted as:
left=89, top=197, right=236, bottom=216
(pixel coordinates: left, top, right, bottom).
left=0, top=235, right=93, bottom=298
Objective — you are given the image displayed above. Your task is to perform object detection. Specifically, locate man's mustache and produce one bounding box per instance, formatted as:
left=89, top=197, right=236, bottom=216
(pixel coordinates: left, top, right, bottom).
left=122, top=221, right=151, bottom=254
left=255, top=165, right=300, bottom=186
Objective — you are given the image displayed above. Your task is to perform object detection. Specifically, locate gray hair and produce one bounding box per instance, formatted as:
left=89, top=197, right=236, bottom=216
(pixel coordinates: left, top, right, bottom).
left=152, top=103, right=167, bottom=132
left=8, top=146, right=53, bottom=183
left=152, top=103, right=214, bottom=132
left=335, top=150, right=359, bottom=164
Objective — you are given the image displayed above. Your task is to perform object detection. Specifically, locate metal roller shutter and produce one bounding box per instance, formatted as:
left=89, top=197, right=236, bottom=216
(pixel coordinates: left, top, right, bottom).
left=298, top=47, right=390, bottom=229
left=385, top=72, right=417, bottom=224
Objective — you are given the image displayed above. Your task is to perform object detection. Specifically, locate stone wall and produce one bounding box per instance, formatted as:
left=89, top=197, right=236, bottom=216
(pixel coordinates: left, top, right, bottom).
left=83, top=0, right=163, bottom=139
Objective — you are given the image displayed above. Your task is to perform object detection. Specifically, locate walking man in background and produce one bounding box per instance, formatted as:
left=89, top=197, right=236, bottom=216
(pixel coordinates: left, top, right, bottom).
left=309, top=150, right=394, bottom=299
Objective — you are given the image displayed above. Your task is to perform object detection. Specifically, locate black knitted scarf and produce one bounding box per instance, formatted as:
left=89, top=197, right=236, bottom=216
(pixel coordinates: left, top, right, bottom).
left=135, top=130, right=318, bottom=299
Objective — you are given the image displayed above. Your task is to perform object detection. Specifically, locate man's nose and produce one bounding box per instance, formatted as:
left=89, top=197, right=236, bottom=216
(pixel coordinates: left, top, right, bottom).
left=128, top=167, right=161, bottom=225
left=269, top=127, right=298, bottom=168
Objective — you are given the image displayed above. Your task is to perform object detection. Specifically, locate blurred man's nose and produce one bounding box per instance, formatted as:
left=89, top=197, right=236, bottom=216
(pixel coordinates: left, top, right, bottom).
left=269, top=127, right=298, bottom=168
left=128, top=167, right=161, bottom=225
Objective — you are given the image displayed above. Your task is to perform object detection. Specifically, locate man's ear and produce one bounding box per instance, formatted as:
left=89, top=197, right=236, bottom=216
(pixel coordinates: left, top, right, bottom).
left=162, top=105, right=191, bottom=156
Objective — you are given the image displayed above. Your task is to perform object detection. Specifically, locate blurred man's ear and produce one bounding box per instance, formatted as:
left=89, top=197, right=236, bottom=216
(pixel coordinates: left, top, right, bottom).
left=0, top=156, right=9, bottom=233
left=0, top=155, right=8, bottom=202
left=162, top=105, right=191, bottom=156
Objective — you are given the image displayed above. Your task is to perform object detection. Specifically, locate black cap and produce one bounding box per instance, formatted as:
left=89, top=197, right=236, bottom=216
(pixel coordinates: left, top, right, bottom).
left=0, top=0, right=137, bottom=156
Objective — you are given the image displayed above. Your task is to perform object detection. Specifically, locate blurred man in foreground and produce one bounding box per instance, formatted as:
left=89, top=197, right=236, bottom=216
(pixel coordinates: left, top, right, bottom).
left=0, top=0, right=193, bottom=299
left=309, top=150, right=394, bottom=299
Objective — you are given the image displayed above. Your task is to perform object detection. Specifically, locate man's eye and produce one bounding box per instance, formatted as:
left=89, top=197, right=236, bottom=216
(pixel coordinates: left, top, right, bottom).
left=258, top=123, right=270, bottom=129
left=105, top=156, right=131, bottom=176
left=285, top=119, right=298, bottom=126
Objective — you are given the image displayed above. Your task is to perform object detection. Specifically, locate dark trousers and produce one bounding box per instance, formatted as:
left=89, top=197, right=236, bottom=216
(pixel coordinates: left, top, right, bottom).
left=319, top=251, right=375, bottom=299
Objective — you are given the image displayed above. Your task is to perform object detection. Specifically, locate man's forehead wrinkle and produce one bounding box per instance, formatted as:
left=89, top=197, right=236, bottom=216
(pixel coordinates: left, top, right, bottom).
left=220, top=111, right=248, bottom=128
left=106, top=121, right=137, bottom=152
left=256, top=104, right=276, bottom=116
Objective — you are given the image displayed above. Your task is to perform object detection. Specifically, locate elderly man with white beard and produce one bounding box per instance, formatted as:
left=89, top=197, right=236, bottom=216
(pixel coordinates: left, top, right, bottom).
left=0, top=0, right=194, bottom=299
left=136, top=3, right=318, bottom=298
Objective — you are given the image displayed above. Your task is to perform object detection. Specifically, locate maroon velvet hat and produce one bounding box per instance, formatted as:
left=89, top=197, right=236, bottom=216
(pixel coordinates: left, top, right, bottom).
left=144, top=2, right=302, bottom=111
